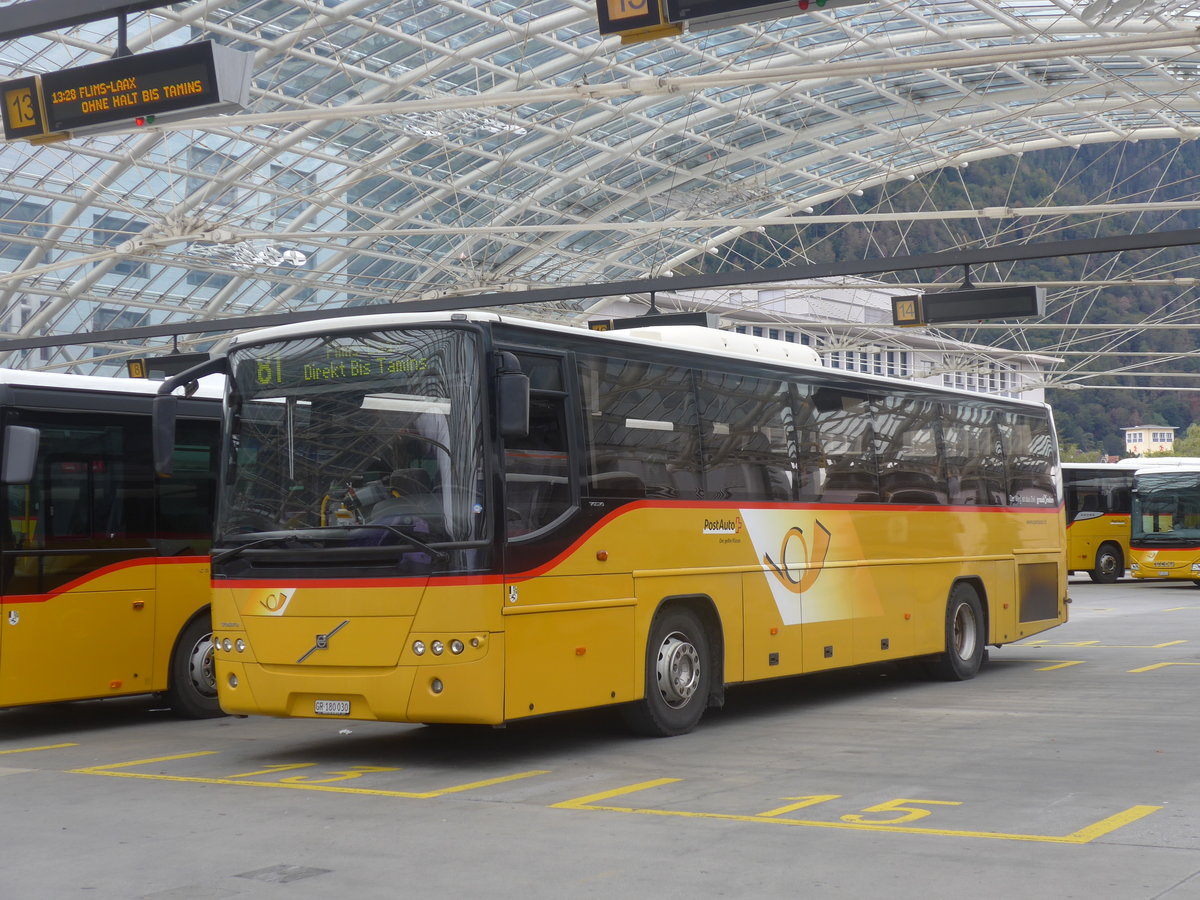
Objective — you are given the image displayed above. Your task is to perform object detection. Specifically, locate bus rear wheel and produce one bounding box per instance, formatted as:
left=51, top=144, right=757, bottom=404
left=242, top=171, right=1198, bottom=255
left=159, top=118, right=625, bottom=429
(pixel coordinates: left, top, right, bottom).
left=621, top=606, right=710, bottom=737
left=927, top=583, right=985, bottom=681
left=1088, top=543, right=1122, bottom=584
left=167, top=615, right=223, bottom=719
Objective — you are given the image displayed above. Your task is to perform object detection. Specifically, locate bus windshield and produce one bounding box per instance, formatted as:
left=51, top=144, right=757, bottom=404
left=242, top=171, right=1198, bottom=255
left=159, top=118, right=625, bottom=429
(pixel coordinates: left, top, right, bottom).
left=218, top=327, right=485, bottom=556
left=1131, top=469, right=1200, bottom=545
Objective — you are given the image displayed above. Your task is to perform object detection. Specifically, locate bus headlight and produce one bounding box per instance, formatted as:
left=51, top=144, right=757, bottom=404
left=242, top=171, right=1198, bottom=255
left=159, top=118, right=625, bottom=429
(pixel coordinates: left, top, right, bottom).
left=222, top=638, right=233, bottom=653
left=1191, top=563, right=1200, bottom=572
left=235, top=638, right=246, bottom=653
left=450, top=639, right=464, bottom=655
left=412, top=640, right=426, bottom=656
left=431, top=640, right=444, bottom=656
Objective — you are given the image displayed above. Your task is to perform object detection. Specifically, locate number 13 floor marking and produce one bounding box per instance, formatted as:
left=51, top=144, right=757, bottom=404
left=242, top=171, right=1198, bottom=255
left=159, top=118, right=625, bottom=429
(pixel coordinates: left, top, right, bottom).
left=70, top=752, right=548, bottom=798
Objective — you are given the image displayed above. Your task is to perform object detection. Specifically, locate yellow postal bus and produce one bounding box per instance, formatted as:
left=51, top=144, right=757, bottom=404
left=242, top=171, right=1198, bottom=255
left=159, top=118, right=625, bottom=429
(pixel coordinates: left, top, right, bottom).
left=158, top=312, right=1068, bottom=735
left=1, top=369, right=220, bottom=716
left=1129, top=463, right=1200, bottom=585
left=1061, top=463, right=1134, bottom=583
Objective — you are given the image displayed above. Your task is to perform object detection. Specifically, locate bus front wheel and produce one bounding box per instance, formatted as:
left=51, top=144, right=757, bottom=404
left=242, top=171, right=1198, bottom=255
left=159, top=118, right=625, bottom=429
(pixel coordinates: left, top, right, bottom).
left=621, top=606, right=711, bottom=737
left=1088, top=543, right=1122, bottom=584
left=167, top=615, right=223, bottom=719
left=927, top=583, right=985, bottom=681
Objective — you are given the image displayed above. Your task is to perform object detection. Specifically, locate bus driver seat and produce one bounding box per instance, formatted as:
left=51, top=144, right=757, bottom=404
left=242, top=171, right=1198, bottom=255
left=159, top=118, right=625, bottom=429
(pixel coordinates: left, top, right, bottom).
left=366, top=468, right=439, bottom=522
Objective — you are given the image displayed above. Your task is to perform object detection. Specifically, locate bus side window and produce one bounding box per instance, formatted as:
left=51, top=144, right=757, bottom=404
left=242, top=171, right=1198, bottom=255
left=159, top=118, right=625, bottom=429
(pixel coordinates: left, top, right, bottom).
left=504, top=397, right=571, bottom=537
left=809, top=387, right=877, bottom=503
left=156, top=418, right=218, bottom=546
left=874, top=393, right=947, bottom=504
left=942, top=403, right=1005, bottom=506
left=579, top=355, right=700, bottom=501
left=5, top=484, right=35, bottom=549
left=1000, top=412, right=1056, bottom=507
left=7, top=413, right=153, bottom=595
left=41, top=422, right=151, bottom=541
left=695, top=372, right=793, bottom=502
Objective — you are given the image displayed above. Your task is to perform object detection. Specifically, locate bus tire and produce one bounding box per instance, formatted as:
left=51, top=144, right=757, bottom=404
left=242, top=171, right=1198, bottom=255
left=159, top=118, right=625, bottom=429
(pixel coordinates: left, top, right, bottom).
left=927, top=582, right=985, bottom=681
left=1088, top=544, right=1122, bottom=584
left=167, top=615, right=223, bottom=719
left=621, top=606, right=710, bottom=737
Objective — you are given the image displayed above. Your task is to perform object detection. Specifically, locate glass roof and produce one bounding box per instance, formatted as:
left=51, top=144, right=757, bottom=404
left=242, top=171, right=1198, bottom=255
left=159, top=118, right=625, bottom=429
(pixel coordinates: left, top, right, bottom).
left=2, top=0, right=1200, bottom=373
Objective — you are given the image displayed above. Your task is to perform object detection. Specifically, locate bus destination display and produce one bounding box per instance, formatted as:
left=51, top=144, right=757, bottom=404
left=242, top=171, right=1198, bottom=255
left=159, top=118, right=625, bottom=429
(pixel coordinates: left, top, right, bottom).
left=1, top=41, right=253, bottom=141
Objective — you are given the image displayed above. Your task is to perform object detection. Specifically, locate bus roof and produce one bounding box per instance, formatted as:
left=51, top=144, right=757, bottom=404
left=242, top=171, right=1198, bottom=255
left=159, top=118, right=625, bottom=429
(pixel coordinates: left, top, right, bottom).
left=1062, top=458, right=1200, bottom=469
left=1119, top=457, right=1200, bottom=467
left=225, top=310, right=1050, bottom=409
left=0, top=367, right=224, bottom=400
left=1134, top=465, right=1200, bottom=477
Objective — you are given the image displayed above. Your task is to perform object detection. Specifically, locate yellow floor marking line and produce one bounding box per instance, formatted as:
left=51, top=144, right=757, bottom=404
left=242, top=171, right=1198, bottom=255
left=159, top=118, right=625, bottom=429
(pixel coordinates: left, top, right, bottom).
left=1018, top=640, right=1186, bottom=649
left=1129, top=662, right=1200, bottom=673
left=757, top=795, right=842, bottom=817
left=1165, top=607, right=1200, bottom=612
left=0, top=743, right=78, bottom=755
left=70, top=752, right=548, bottom=798
left=1030, top=660, right=1086, bottom=671
left=551, top=780, right=1161, bottom=844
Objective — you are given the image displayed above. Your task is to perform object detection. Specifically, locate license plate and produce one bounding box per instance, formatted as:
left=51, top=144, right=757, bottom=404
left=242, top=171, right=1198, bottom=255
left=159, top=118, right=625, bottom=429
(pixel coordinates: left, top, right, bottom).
left=314, top=699, right=350, bottom=715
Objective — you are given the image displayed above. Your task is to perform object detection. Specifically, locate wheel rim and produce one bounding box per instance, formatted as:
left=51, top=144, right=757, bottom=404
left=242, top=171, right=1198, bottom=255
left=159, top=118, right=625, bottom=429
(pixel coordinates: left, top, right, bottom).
left=1098, top=552, right=1118, bottom=578
left=951, top=602, right=978, bottom=661
left=655, top=630, right=701, bottom=709
left=187, top=632, right=218, bottom=699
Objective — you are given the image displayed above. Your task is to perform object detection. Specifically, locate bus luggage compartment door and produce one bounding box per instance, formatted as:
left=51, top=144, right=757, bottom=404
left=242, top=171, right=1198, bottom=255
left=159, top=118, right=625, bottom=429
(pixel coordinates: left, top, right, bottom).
left=501, top=573, right=636, bottom=720
left=1, top=552, right=154, bottom=706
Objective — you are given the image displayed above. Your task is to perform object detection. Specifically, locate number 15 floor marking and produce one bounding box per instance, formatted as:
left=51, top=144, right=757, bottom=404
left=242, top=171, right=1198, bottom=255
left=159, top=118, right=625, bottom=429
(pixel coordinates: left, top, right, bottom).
left=551, top=779, right=1161, bottom=844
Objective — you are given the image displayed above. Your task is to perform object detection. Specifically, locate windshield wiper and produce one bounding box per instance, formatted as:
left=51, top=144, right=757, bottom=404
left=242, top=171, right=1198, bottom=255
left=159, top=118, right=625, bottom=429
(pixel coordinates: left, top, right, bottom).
left=213, top=524, right=450, bottom=564
left=348, top=523, right=450, bottom=562
left=212, top=534, right=304, bottom=565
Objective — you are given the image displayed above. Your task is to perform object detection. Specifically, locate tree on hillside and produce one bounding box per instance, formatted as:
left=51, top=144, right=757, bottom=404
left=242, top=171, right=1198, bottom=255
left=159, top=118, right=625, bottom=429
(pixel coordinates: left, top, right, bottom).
left=1171, top=424, right=1200, bottom=457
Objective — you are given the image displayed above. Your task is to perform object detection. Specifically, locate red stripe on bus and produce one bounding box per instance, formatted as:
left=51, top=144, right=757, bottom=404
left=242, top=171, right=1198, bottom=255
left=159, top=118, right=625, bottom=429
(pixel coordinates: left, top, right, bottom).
left=4, top=555, right=208, bottom=604
left=214, top=500, right=1063, bottom=589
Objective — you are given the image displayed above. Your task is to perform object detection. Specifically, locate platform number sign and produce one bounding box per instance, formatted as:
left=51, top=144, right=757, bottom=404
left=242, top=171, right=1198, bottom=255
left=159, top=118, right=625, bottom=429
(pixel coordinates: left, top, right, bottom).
left=5, top=85, right=35, bottom=128
left=1, top=76, right=48, bottom=141
left=891, top=295, right=923, bottom=327
left=596, top=0, right=681, bottom=41
left=606, top=0, right=650, bottom=22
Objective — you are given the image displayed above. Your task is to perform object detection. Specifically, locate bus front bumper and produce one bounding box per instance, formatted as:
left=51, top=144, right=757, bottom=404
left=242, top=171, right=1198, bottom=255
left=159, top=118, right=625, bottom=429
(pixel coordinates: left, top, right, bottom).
left=214, top=637, right=506, bottom=725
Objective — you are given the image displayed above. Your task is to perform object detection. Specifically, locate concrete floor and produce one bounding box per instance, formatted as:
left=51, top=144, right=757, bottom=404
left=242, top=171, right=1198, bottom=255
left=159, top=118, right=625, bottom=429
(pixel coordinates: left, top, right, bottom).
left=2, top=575, right=1198, bottom=899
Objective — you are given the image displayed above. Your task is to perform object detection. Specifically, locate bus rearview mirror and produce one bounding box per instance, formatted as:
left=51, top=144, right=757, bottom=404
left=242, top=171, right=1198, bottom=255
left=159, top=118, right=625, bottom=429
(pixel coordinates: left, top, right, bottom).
left=1, top=425, right=39, bottom=484
left=498, top=371, right=530, bottom=439
left=153, top=394, right=179, bottom=476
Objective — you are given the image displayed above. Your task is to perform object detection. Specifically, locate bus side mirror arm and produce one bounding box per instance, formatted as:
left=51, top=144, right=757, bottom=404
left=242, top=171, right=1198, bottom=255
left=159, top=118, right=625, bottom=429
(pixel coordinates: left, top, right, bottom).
left=1, top=425, right=39, bottom=484
left=494, top=352, right=529, bottom=440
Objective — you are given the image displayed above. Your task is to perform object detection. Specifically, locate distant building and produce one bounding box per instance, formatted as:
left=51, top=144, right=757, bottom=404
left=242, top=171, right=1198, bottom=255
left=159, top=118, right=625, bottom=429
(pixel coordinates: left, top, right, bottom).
left=584, top=280, right=1058, bottom=402
left=1123, top=425, right=1176, bottom=456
